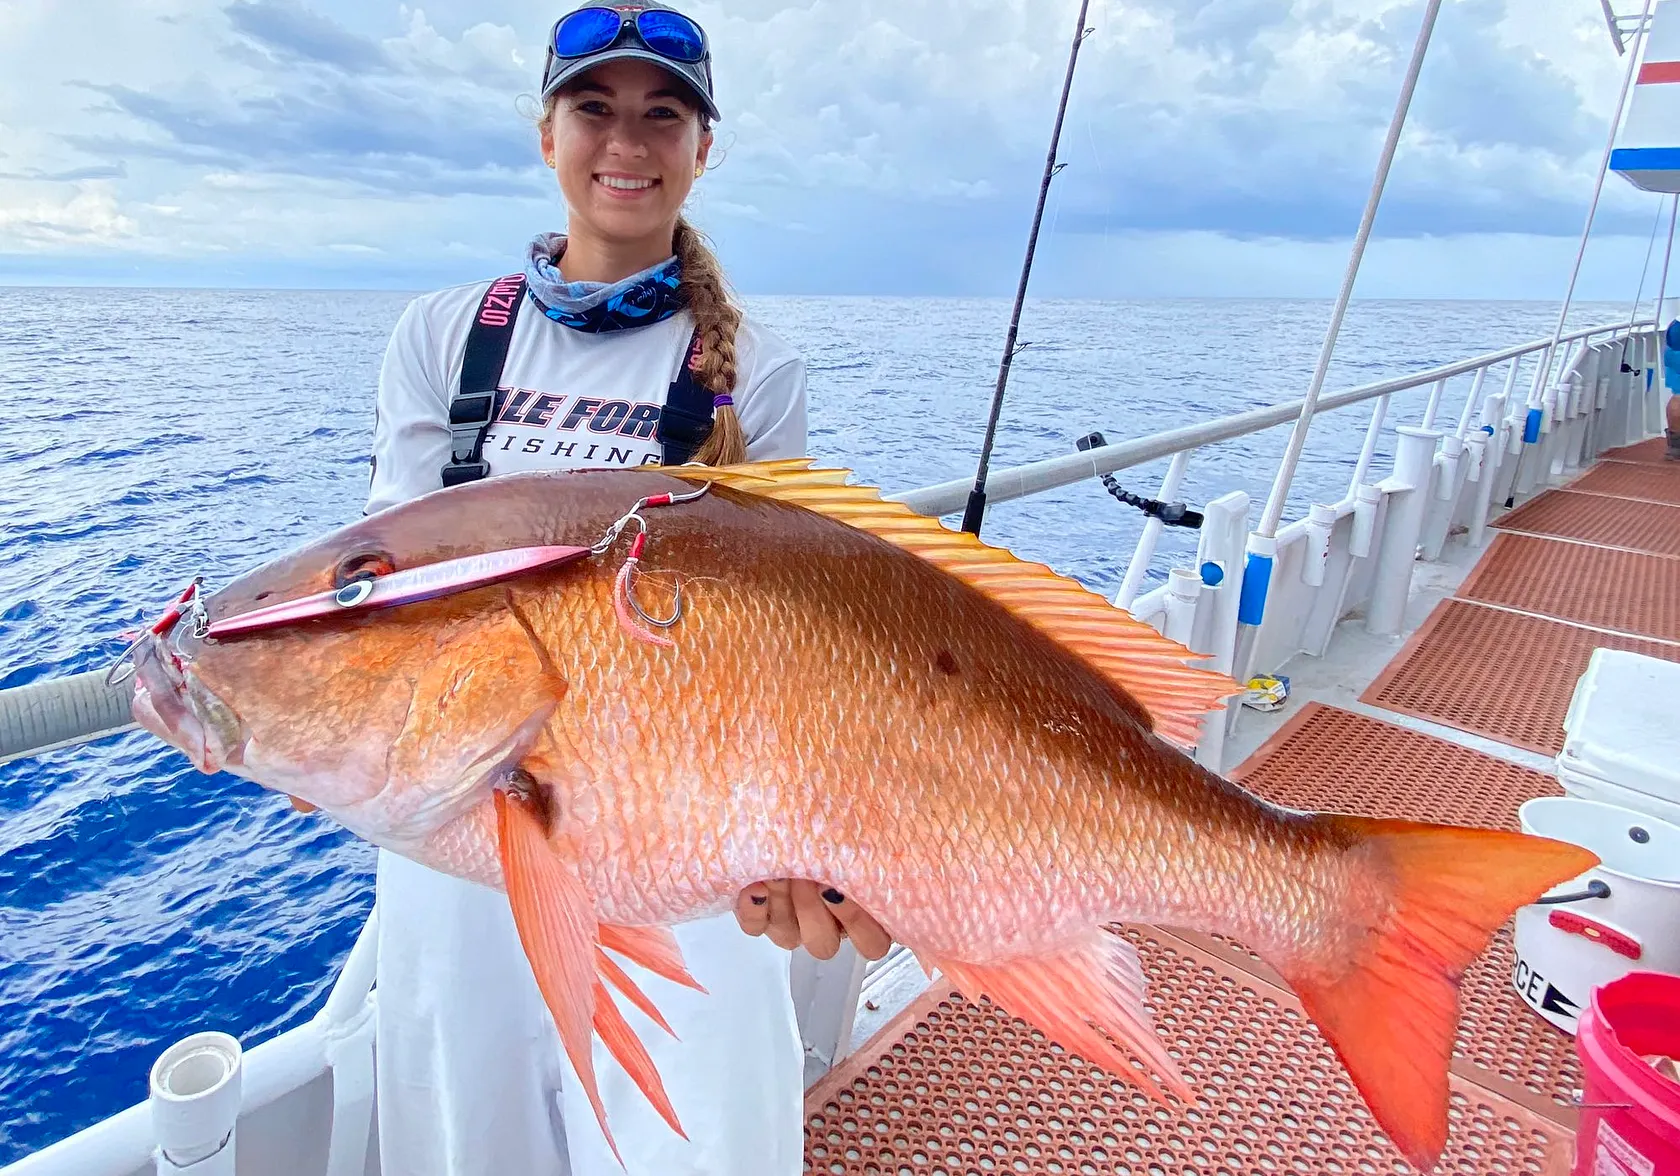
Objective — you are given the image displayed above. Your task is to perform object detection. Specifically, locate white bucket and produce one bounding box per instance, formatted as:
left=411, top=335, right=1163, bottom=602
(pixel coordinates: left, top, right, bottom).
left=1512, top=797, right=1680, bottom=1034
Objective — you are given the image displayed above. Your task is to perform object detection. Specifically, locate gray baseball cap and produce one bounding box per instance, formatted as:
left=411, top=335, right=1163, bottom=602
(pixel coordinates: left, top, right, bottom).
left=541, top=2, right=720, bottom=123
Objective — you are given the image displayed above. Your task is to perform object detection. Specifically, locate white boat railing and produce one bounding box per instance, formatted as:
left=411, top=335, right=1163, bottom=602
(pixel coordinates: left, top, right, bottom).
left=0, top=315, right=1666, bottom=1175
left=896, top=316, right=1662, bottom=769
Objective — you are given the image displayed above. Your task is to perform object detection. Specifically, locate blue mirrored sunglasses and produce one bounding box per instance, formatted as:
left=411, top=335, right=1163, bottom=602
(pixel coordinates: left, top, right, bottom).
left=553, top=7, right=707, bottom=64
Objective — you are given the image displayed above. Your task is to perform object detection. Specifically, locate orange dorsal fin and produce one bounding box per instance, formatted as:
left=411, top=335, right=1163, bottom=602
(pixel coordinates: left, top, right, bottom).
left=1265, top=815, right=1600, bottom=1171
left=930, top=930, right=1193, bottom=1106
left=660, top=460, right=1240, bottom=745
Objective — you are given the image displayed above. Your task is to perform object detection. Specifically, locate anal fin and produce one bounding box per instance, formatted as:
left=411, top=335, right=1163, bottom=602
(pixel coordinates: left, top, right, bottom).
left=932, top=930, right=1192, bottom=1106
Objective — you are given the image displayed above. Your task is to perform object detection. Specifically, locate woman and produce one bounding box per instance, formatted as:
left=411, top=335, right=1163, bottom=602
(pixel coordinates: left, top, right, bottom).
left=363, top=4, right=889, bottom=1172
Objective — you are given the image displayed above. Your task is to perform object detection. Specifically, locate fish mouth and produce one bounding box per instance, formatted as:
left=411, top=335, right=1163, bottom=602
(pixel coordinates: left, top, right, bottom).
left=130, top=636, right=246, bottom=775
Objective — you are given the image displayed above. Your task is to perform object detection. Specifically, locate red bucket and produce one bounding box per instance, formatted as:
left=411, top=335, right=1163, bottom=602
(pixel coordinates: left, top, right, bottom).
left=1572, top=971, right=1680, bottom=1176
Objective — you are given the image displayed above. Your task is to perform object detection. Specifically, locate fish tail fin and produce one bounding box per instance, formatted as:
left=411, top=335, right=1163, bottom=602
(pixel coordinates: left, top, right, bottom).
left=932, top=930, right=1195, bottom=1107
left=1267, top=815, right=1597, bottom=1171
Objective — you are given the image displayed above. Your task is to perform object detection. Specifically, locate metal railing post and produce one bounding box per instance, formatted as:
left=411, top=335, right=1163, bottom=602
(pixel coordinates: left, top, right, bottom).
left=1113, top=450, right=1191, bottom=610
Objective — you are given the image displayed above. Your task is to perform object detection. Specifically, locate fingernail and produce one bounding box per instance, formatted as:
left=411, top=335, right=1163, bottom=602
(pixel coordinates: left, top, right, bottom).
left=750, top=895, right=768, bottom=906
left=821, top=888, right=845, bottom=905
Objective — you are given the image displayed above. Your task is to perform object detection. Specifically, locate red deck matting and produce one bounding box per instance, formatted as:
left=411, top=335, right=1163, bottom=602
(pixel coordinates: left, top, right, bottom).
left=1493, top=488, right=1680, bottom=557
left=1361, top=598, right=1680, bottom=754
left=1567, top=459, right=1680, bottom=505
left=807, top=931, right=1574, bottom=1176
left=1458, top=532, right=1680, bottom=642
left=1600, top=436, right=1673, bottom=465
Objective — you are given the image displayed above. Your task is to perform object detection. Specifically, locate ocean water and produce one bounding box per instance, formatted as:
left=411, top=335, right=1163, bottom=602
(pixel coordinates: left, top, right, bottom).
left=0, top=288, right=1636, bottom=1161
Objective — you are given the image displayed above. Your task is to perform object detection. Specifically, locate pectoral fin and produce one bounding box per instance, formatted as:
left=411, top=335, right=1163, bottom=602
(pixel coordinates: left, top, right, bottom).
left=494, top=790, right=689, bottom=1162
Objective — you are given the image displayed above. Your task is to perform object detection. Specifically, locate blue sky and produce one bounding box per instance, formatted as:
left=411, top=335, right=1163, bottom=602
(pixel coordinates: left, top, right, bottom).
left=0, top=0, right=1670, bottom=297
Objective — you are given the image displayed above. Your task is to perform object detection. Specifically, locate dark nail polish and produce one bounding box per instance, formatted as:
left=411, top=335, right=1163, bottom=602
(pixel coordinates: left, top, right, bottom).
left=750, top=895, right=768, bottom=906
left=821, top=888, right=845, bottom=905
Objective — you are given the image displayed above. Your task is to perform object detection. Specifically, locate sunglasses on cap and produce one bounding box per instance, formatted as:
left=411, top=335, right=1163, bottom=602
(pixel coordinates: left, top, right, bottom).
left=552, top=5, right=708, bottom=65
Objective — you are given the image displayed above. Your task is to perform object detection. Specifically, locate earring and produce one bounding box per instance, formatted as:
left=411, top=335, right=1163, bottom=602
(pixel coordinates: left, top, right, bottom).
left=545, top=157, right=555, bottom=169
left=694, top=165, right=704, bottom=179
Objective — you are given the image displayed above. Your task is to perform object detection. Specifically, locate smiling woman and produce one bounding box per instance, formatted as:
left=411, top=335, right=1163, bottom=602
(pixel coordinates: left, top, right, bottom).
left=360, top=5, right=891, bottom=1176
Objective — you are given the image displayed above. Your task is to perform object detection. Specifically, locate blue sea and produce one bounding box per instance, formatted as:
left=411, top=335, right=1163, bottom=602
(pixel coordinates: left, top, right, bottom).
left=0, top=289, right=1637, bottom=1161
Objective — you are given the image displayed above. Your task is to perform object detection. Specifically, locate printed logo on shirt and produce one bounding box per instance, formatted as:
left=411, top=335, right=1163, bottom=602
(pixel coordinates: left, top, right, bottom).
left=480, top=386, right=666, bottom=471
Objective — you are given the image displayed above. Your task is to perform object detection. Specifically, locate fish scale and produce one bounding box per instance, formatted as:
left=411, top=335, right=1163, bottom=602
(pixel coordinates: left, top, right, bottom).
left=131, top=460, right=1601, bottom=1172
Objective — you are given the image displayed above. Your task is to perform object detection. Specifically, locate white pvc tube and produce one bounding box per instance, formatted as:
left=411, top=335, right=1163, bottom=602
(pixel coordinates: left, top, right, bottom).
left=150, top=1033, right=242, bottom=1176
left=1367, top=426, right=1441, bottom=636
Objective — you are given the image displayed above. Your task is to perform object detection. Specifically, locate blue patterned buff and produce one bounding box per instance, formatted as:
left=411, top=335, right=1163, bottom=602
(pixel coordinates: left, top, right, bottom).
left=523, top=232, right=685, bottom=333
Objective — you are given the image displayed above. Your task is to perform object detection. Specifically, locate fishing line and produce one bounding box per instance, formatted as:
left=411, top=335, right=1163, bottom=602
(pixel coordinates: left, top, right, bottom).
left=1618, top=197, right=1667, bottom=367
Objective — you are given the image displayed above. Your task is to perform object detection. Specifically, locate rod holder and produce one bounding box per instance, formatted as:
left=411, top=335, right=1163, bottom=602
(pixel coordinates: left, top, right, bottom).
left=1163, top=568, right=1201, bottom=647
left=1436, top=434, right=1463, bottom=502
left=1302, top=504, right=1337, bottom=588
left=1367, top=426, right=1441, bottom=637
left=1350, top=484, right=1381, bottom=559
left=151, top=1032, right=242, bottom=1176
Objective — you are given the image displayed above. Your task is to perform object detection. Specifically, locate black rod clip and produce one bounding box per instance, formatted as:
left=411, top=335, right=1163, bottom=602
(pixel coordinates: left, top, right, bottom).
left=1076, top=431, right=1204, bottom=530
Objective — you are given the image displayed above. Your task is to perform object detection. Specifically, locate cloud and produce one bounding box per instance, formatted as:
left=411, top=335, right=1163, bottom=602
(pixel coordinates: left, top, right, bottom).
left=0, top=0, right=1657, bottom=293
left=0, top=164, right=127, bottom=182
left=225, top=0, right=389, bottom=70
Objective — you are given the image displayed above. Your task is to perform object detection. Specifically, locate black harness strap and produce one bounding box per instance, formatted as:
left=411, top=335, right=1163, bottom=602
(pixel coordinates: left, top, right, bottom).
left=444, top=274, right=525, bottom=487
left=656, top=330, right=716, bottom=466
left=447, top=279, right=715, bottom=483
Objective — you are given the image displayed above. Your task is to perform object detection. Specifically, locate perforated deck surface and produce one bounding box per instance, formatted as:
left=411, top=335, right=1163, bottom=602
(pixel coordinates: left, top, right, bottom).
left=1458, top=532, right=1680, bottom=642
left=1229, top=704, right=1578, bottom=1116
left=1493, top=488, right=1680, bottom=556
left=1569, top=459, right=1680, bottom=505
left=1360, top=597, right=1680, bottom=754
left=1602, top=436, right=1672, bottom=464
left=806, top=934, right=1574, bottom=1176
left=804, top=704, right=1579, bottom=1173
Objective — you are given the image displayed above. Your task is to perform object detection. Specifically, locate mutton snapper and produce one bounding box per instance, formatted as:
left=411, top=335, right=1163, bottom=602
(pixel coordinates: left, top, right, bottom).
left=126, top=460, right=1596, bottom=1170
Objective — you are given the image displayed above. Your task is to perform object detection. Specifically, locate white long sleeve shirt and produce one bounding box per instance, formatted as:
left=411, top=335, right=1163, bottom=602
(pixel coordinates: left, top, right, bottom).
left=367, top=277, right=808, bottom=515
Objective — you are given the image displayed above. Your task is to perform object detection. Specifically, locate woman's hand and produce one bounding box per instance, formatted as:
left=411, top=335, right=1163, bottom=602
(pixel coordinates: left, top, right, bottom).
left=734, top=880, right=893, bottom=962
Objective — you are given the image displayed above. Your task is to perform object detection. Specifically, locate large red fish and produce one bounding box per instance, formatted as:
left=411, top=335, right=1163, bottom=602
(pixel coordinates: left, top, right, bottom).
left=125, top=460, right=1596, bottom=1170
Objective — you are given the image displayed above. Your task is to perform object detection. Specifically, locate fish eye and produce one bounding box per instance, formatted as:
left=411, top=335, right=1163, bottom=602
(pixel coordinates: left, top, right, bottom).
left=334, top=552, right=396, bottom=588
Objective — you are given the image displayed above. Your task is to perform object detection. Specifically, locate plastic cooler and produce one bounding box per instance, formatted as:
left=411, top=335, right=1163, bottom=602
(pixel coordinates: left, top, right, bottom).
left=1558, top=649, right=1680, bottom=828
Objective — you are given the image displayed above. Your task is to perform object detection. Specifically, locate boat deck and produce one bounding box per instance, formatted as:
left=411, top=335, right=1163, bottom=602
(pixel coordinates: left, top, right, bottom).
left=803, top=438, right=1680, bottom=1175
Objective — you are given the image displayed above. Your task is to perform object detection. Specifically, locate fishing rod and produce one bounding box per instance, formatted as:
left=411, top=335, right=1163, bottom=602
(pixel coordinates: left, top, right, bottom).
left=960, top=0, right=1094, bottom=537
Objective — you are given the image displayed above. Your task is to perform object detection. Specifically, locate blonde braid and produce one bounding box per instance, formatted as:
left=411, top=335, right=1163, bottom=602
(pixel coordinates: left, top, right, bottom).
left=673, top=215, right=747, bottom=466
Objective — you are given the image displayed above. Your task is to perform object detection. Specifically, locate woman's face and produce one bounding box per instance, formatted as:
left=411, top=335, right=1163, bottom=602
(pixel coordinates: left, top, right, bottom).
left=543, top=58, right=712, bottom=249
